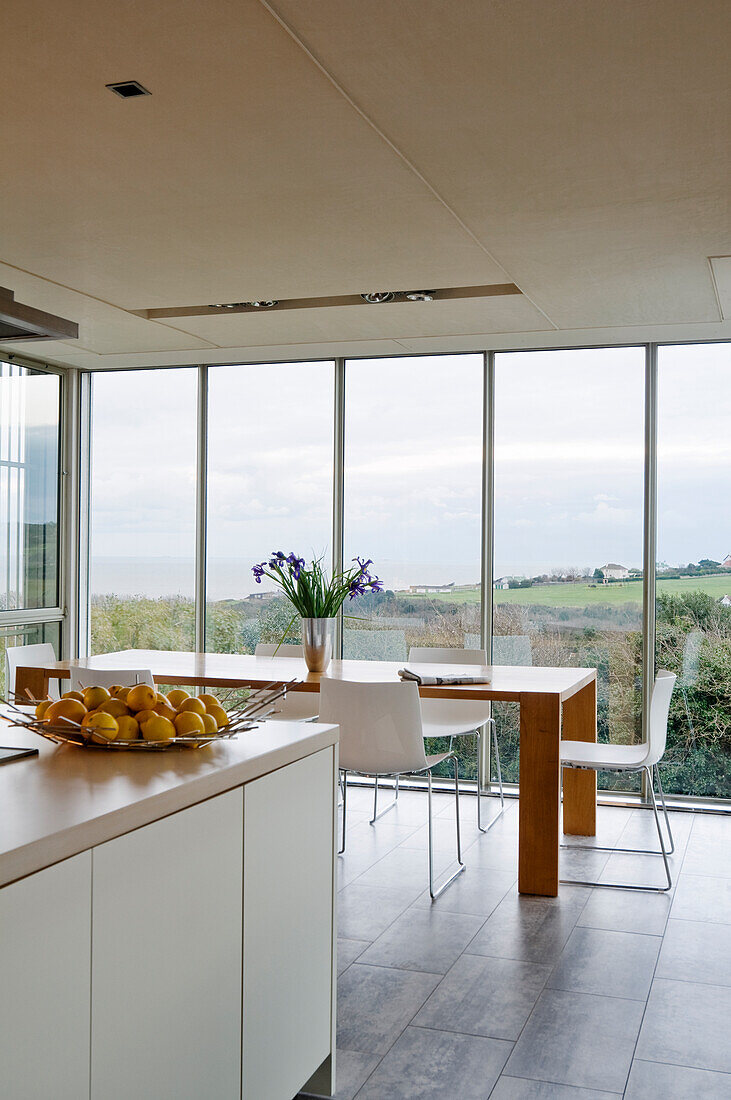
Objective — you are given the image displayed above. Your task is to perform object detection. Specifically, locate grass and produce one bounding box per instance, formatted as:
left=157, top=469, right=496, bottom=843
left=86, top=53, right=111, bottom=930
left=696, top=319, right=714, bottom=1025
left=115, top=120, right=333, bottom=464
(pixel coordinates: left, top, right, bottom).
left=401, top=573, right=731, bottom=608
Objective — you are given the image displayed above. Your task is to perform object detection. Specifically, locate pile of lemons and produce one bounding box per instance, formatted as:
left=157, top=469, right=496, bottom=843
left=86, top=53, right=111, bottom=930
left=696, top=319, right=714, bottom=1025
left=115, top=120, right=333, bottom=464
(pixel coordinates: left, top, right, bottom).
left=35, top=685, right=229, bottom=745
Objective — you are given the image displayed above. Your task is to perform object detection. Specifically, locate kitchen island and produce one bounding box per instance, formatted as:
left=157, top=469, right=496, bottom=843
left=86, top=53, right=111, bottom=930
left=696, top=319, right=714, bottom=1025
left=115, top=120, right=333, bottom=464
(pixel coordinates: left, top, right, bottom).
left=0, top=715, right=338, bottom=1100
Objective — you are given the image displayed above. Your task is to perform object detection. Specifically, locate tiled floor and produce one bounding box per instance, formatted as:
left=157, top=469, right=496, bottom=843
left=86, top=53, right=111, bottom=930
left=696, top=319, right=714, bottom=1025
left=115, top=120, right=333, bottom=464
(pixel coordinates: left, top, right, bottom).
left=300, top=785, right=731, bottom=1099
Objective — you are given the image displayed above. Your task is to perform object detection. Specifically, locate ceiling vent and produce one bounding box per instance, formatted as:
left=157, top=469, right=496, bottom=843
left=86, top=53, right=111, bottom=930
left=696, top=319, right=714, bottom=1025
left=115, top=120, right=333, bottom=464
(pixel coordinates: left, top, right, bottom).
left=0, top=286, right=79, bottom=342
left=106, top=80, right=150, bottom=98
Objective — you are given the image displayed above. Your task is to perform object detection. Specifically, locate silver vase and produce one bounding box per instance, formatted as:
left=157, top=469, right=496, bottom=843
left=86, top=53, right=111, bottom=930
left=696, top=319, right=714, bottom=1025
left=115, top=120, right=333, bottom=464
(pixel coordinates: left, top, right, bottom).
left=301, top=617, right=336, bottom=673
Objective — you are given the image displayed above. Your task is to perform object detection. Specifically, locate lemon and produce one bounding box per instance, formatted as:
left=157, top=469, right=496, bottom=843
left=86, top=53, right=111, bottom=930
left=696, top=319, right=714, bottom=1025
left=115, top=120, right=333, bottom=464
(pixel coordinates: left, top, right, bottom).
left=154, top=702, right=178, bottom=722
left=141, top=714, right=176, bottom=743
left=46, top=698, right=87, bottom=726
left=117, top=686, right=131, bottom=702
left=126, top=684, right=157, bottom=713
left=62, top=690, right=85, bottom=703
left=166, top=689, right=190, bottom=709
left=83, top=686, right=111, bottom=710
left=115, top=715, right=140, bottom=741
left=35, top=699, right=52, bottom=721
left=82, top=711, right=119, bottom=743
left=98, top=697, right=130, bottom=718
left=207, top=704, right=229, bottom=730
left=177, top=696, right=206, bottom=716
left=108, top=685, right=124, bottom=697
left=134, top=709, right=157, bottom=726
left=174, top=711, right=206, bottom=737
left=198, top=693, right=221, bottom=713
left=201, top=713, right=218, bottom=735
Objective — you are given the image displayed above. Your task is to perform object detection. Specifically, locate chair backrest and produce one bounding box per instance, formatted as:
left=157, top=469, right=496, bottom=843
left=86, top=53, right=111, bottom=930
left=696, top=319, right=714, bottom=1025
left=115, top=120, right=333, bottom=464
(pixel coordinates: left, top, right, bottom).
left=679, top=631, right=703, bottom=688
left=492, top=635, right=533, bottom=666
left=646, top=670, right=677, bottom=766
left=68, top=667, right=155, bottom=692
left=5, top=642, right=60, bottom=702
left=343, top=628, right=407, bottom=662
left=254, top=643, right=304, bottom=657
left=319, top=679, right=427, bottom=776
left=408, top=646, right=487, bottom=666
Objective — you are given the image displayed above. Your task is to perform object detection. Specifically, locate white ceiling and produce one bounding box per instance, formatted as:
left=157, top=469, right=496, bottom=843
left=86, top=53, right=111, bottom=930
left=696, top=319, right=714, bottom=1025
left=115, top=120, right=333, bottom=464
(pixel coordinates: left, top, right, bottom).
left=1, top=0, right=729, bottom=368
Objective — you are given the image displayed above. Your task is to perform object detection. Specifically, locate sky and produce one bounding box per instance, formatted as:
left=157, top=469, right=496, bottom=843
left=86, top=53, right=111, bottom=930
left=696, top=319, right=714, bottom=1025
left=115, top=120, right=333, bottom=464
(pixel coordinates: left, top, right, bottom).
left=87, top=344, right=731, bottom=599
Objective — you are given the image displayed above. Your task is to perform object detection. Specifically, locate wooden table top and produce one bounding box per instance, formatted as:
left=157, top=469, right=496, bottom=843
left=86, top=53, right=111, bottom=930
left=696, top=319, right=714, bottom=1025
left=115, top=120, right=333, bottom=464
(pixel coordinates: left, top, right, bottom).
left=22, top=649, right=596, bottom=703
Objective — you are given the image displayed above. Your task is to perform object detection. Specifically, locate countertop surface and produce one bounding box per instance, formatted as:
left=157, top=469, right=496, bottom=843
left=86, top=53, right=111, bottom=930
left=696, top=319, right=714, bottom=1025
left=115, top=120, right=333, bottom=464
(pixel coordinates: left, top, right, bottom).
left=0, top=713, right=338, bottom=888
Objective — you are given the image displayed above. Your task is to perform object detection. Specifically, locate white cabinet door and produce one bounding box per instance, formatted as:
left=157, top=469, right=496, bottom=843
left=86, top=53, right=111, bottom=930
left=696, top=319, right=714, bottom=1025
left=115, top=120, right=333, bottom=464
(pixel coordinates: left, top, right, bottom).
left=91, top=789, right=243, bottom=1100
left=242, top=746, right=335, bottom=1100
left=0, top=852, right=92, bottom=1100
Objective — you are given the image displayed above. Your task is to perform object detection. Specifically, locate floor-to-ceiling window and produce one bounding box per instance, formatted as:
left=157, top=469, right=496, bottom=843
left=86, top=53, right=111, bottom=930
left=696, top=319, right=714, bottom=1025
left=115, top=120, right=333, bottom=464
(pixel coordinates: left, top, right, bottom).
left=205, top=361, right=334, bottom=653
left=343, top=354, right=483, bottom=663
left=89, top=368, right=198, bottom=654
left=493, top=348, right=646, bottom=791
left=657, top=342, right=731, bottom=798
left=0, top=360, right=62, bottom=695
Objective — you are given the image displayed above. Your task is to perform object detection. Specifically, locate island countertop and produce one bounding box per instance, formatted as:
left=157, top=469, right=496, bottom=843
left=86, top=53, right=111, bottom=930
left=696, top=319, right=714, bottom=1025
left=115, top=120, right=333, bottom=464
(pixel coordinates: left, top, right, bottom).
left=0, top=715, right=338, bottom=888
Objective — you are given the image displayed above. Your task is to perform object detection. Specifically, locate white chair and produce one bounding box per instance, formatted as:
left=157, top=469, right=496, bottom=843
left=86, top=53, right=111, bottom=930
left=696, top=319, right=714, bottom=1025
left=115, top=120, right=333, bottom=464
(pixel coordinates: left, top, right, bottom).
left=5, top=643, right=61, bottom=707
left=254, top=643, right=319, bottom=721
left=408, top=646, right=504, bottom=833
left=319, top=679, right=465, bottom=899
left=68, top=667, right=155, bottom=692
left=560, top=670, right=677, bottom=892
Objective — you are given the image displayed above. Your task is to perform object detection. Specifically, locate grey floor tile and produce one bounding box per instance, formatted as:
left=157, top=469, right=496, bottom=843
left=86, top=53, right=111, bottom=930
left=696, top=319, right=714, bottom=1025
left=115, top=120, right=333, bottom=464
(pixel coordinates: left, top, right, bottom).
left=338, top=820, right=421, bottom=888
left=657, top=918, right=731, bottom=986
left=682, top=817, right=731, bottom=878
left=559, top=846, right=610, bottom=880
left=617, top=808, right=693, bottom=853
left=505, top=988, right=644, bottom=1093
left=355, top=1025, right=512, bottom=1099
left=337, top=883, right=414, bottom=941
left=560, top=805, right=632, bottom=848
left=636, top=977, right=731, bottom=1073
left=352, top=845, right=452, bottom=895
left=336, top=964, right=440, bottom=1055
left=671, top=873, right=731, bottom=924
left=469, top=893, right=587, bottom=964
left=598, top=850, right=678, bottom=891
left=414, top=953, right=551, bottom=1041
left=358, top=906, right=484, bottom=974
left=412, top=866, right=516, bottom=916
left=577, top=887, right=671, bottom=936
left=547, top=925, right=660, bottom=1000
left=624, top=1058, right=731, bottom=1099
left=462, top=830, right=520, bottom=872
left=338, top=938, right=370, bottom=975
left=298, top=1049, right=382, bottom=1100
left=490, top=1079, right=617, bottom=1099
left=399, top=814, right=482, bottom=853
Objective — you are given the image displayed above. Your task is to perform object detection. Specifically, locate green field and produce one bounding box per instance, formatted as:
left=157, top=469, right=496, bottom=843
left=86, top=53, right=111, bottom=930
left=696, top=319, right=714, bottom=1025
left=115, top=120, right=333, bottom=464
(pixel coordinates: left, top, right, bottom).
left=403, top=574, right=731, bottom=608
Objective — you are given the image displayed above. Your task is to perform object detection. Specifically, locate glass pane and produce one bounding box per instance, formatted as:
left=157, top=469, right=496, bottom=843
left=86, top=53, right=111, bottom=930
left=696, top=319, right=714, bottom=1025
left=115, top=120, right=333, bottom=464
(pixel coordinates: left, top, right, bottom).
left=90, top=369, right=197, bottom=654
left=657, top=343, right=731, bottom=798
left=493, top=348, right=645, bottom=792
left=0, top=362, right=60, bottom=611
left=205, top=361, right=334, bottom=654
left=344, top=354, right=483, bottom=780
left=0, top=621, right=61, bottom=698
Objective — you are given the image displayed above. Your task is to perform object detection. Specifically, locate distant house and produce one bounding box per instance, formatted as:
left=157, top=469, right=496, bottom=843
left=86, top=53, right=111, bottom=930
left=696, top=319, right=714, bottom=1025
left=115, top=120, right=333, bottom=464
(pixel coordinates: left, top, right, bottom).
left=493, top=577, right=510, bottom=590
left=723, top=554, right=731, bottom=569
left=600, top=563, right=630, bottom=582
left=721, top=595, right=731, bottom=607
left=409, top=582, right=454, bottom=594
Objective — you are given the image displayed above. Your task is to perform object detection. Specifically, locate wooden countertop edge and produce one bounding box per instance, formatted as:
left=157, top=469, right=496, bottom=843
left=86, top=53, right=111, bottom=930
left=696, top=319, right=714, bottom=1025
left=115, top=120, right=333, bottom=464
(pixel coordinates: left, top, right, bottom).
left=0, top=724, right=338, bottom=890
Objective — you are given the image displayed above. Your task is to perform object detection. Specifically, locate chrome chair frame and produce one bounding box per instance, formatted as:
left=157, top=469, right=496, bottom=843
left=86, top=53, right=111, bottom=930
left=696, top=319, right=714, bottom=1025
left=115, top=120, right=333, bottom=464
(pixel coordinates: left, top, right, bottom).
left=560, top=761, right=674, bottom=893
left=340, top=753, right=465, bottom=901
left=449, top=718, right=504, bottom=833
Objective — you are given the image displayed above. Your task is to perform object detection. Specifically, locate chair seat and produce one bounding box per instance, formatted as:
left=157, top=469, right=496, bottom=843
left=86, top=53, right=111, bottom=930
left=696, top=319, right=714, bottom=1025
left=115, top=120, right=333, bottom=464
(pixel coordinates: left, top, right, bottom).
left=560, top=739, right=649, bottom=770
left=422, top=718, right=483, bottom=740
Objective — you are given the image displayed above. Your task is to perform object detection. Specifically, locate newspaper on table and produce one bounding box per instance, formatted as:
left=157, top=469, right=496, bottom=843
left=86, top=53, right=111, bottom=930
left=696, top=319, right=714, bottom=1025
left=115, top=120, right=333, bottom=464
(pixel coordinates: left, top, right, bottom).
left=398, top=668, right=490, bottom=686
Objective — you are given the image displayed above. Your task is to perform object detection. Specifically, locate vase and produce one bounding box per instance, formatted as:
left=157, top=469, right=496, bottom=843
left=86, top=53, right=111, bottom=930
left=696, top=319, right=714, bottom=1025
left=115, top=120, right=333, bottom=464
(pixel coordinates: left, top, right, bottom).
left=301, top=617, right=336, bottom=673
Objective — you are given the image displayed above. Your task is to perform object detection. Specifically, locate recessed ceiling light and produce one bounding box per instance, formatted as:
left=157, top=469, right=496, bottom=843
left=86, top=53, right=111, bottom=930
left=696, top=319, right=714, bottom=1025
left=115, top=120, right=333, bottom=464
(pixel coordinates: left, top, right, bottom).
left=249, top=300, right=278, bottom=308
left=106, top=80, right=151, bottom=98
left=210, top=302, right=246, bottom=309
left=361, top=292, right=395, bottom=304
left=405, top=291, right=435, bottom=302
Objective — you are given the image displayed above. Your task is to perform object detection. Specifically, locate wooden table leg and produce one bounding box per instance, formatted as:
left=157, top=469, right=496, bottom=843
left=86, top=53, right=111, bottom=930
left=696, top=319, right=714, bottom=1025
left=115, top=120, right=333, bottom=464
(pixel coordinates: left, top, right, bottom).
left=562, top=678, right=597, bottom=837
left=13, top=666, right=50, bottom=704
left=518, top=692, right=562, bottom=896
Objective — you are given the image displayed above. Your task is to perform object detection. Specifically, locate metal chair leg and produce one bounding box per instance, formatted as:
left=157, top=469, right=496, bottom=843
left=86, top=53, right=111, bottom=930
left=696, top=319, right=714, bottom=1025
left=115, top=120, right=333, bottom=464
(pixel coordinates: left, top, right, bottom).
left=339, top=769, right=347, bottom=854
left=429, top=757, right=465, bottom=901
left=561, top=764, right=674, bottom=857
left=561, top=766, right=673, bottom=892
left=370, top=773, right=399, bottom=825
left=654, top=764, right=675, bottom=855
left=477, top=720, right=505, bottom=833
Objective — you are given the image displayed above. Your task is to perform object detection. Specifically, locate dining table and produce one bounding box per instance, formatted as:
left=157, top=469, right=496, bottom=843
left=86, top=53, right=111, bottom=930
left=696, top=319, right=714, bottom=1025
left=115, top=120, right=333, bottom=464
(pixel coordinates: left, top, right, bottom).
left=12, top=649, right=598, bottom=897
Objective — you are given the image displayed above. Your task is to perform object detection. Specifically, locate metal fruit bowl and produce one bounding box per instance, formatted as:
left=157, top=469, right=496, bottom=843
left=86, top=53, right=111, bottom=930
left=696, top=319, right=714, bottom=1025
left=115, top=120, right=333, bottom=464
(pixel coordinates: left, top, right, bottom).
left=1, top=681, right=297, bottom=751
